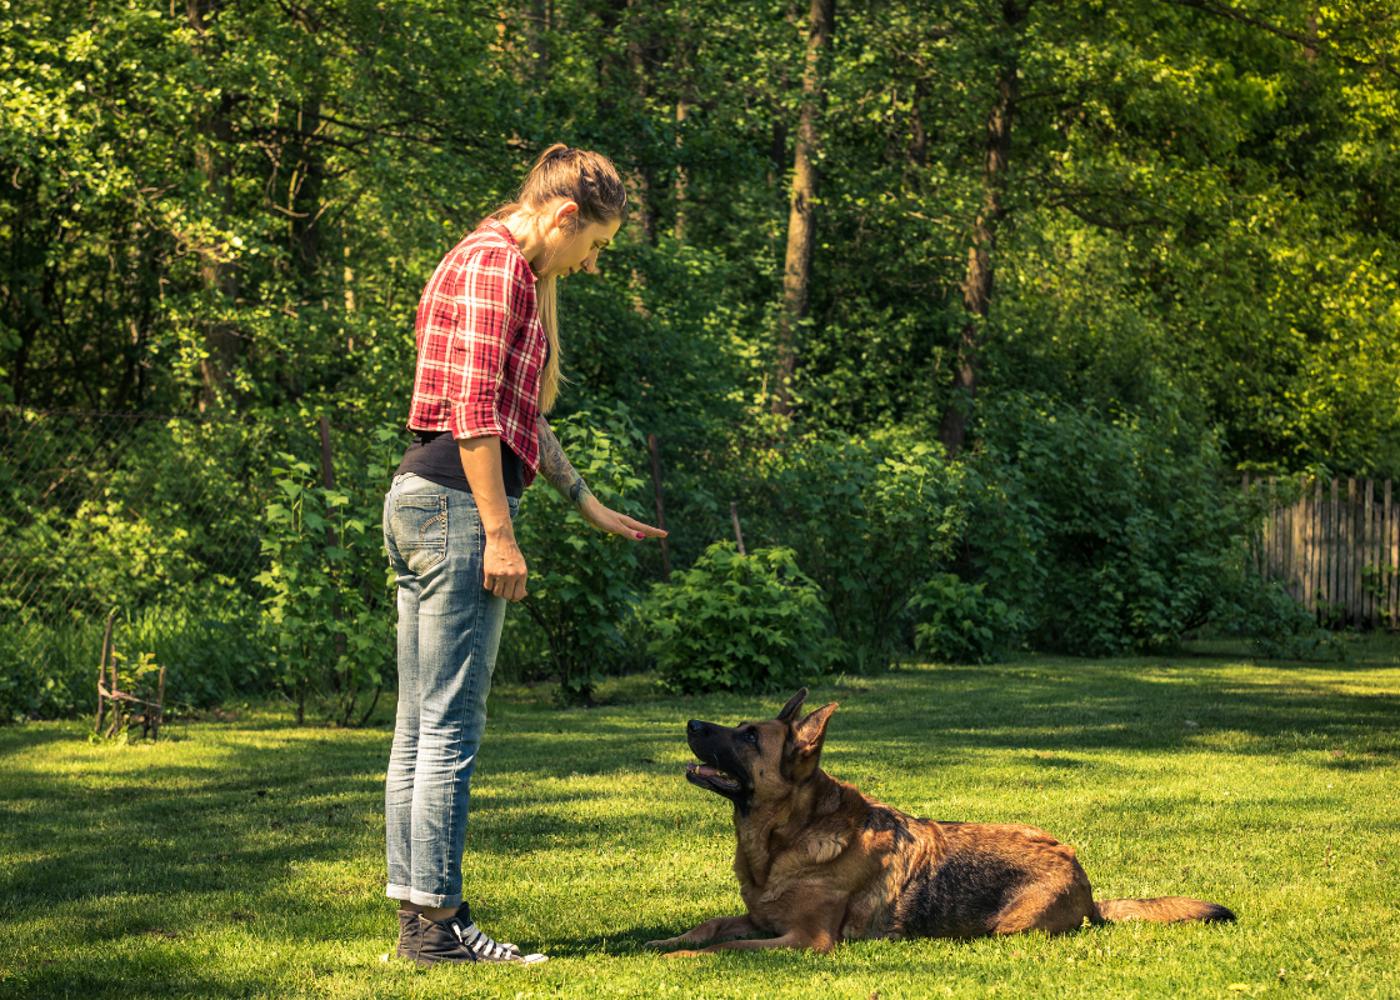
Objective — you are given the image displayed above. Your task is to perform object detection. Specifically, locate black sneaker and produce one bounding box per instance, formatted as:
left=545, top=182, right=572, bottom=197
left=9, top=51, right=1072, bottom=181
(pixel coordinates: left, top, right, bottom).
left=414, top=909, right=547, bottom=966
left=395, top=908, right=420, bottom=960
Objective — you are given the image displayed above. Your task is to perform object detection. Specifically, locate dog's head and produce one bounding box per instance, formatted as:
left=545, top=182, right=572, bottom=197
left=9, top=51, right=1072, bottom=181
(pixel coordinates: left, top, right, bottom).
left=684, top=688, right=838, bottom=814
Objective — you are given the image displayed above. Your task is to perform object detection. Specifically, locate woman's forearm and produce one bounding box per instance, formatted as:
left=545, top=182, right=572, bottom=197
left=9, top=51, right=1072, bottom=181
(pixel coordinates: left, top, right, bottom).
left=457, top=436, right=515, bottom=540
left=536, top=414, right=595, bottom=508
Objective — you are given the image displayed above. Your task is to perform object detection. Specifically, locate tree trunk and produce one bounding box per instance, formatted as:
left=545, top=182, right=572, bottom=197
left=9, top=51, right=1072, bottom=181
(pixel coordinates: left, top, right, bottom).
left=673, top=8, right=692, bottom=242
left=594, top=0, right=656, bottom=245
left=625, top=0, right=657, bottom=244
left=187, top=0, right=240, bottom=413
left=937, top=1, right=1027, bottom=457
left=525, top=0, right=549, bottom=86
left=909, top=77, right=928, bottom=168
left=291, top=97, right=324, bottom=290
left=772, top=0, right=835, bottom=419
left=673, top=97, right=688, bottom=241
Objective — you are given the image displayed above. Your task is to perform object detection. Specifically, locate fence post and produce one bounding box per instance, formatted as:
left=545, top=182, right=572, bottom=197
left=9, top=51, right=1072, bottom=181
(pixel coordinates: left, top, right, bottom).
left=1363, top=478, right=1375, bottom=625
left=731, top=501, right=747, bottom=556
left=1386, top=480, right=1396, bottom=626
left=1328, top=478, right=1340, bottom=617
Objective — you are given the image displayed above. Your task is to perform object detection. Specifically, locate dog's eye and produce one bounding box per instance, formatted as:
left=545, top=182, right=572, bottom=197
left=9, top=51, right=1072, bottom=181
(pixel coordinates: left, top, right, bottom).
left=745, top=730, right=760, bottom=746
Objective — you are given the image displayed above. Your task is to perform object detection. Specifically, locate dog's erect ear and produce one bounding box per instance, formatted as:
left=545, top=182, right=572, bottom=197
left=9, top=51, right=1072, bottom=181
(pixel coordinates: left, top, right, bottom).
left=777, top=688, right=809, bottom=724
left=791, top=702, right=838, bottom=756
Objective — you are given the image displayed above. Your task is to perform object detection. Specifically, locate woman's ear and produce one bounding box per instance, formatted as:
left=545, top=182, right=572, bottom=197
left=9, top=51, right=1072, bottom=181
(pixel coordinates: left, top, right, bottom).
left=552, top=198, right=580, bottom=231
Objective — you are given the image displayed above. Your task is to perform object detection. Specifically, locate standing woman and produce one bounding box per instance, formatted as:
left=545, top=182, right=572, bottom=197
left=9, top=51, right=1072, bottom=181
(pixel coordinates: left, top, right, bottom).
left=382, top=145, right=666, bottom=966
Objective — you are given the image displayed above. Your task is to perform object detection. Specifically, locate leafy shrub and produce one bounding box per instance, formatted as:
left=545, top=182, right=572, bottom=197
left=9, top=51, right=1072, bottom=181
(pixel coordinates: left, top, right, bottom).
left=0, top=410, right=288, bottom=719
left=970, top=392, right=1248, bottom=656
left=908, top=573, right=1025, bottom=664
left=1212, top=574, right=1343, bottom=660
left=254, top=427, right=401, bottom=726
left=0, top=594, right=269, bottom=723
left=644, top=542, right=839, bottom=694
left=745, top=427, right=970, bottom=670
left=508, top=405, right=651, bottom=703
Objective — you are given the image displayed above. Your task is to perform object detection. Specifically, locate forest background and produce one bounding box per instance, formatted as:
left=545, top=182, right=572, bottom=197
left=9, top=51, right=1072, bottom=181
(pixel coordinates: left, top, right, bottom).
left=2, top=0, right=1397, bottom=720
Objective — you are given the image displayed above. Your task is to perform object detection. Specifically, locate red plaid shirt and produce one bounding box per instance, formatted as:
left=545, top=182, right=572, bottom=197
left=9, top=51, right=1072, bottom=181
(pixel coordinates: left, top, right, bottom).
left=406, top=219, right=547, bottom=486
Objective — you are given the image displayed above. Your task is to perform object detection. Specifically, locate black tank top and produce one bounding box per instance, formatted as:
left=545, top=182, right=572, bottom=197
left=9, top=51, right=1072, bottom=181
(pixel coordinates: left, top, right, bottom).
left=394, top=430, right=525, bottom=498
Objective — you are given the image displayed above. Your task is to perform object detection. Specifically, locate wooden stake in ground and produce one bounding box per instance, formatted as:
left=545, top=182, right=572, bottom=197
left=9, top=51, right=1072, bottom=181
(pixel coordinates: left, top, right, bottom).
left=731, top=501, right=747, bottom=556
left=94, top=608, right=116, bottom=735
left=94, top=609, right=167, bottom=741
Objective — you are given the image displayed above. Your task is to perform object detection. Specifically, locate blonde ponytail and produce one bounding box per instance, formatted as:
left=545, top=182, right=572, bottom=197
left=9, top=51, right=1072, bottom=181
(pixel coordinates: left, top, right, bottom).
left=535, top=273, right=561, bottom=412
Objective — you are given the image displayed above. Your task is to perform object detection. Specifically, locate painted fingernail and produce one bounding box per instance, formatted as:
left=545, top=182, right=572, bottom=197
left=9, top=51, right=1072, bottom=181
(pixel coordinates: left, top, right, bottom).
left=635, top=532, right=644, bottom=539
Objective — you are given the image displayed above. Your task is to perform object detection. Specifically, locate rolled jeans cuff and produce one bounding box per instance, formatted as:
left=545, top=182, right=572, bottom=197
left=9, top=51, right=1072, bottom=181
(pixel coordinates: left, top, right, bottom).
left=386, top=882, right=463, bottom=909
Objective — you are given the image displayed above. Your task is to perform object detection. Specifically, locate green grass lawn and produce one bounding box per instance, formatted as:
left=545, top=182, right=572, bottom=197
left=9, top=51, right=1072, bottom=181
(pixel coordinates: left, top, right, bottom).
left=2, top=638, right=1397, bottom=999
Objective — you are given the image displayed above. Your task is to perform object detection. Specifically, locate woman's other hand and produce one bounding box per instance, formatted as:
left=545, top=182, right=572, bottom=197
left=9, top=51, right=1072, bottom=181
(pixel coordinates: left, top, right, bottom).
left=483, top=531, right=529, bottom=601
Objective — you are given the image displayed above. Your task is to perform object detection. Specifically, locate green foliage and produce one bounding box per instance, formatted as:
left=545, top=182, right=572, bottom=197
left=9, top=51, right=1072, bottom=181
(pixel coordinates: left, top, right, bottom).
left=645, top=542, right=839, bottom=694
left=508, top=406, right=651, bottom=704
left=0, top=410, right=276, bottom=721
left=5, top=0, right=1397, bottom=718
left=1212, top=576, right=1344, bottom=661
left=908, top=573, right=1025, bottom=665
left=971, top=392, right=1248, bottom=657
left=253, top=426, right=401, bottom=725
left=746, top=427, right=971, bottom=671
left=0, top=595, right=266, bottom=724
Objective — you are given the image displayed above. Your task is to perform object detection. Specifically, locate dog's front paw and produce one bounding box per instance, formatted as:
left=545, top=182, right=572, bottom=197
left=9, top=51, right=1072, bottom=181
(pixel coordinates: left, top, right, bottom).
left=662, top=948, right=704, bottom=959
left=643, top=937, right=681, bottom=951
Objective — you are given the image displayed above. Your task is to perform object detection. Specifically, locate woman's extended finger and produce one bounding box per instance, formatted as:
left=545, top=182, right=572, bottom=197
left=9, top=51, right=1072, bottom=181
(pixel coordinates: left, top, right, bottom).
left=617, top=513, right=668, bottom=538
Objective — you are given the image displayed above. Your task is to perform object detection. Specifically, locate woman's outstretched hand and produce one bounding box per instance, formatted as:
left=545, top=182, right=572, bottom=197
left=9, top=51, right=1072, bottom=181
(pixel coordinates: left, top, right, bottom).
left=578, top=495, right=668, bottom=541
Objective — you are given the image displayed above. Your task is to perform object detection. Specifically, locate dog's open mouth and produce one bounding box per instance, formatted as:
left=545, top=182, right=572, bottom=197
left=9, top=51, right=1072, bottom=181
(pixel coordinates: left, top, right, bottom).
left=686, top=761, right=742, bottom=793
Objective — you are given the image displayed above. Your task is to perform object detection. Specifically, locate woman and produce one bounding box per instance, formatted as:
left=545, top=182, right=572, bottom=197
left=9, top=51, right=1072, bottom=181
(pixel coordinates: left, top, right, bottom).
left=381, top=144, right=666, bottom=967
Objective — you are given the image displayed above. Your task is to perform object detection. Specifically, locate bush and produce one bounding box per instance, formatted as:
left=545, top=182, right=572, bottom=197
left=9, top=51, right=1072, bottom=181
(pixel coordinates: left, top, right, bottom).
left=644, top=542, right=839, bottom=694
left=508, top=405, right=652, bottom=703
left=1212, top=574, right=1344, bottom=660
left=908, top=573, right=1026, bottom=664
left=254, top=426, right=401, bottom=726
left=0, top=410, right=291, bottom=720
left=969, top=392, right=1248, bottom=656
left=0, top=594, right=269, bottom=723
left=744, top=427, right=970, bottom=671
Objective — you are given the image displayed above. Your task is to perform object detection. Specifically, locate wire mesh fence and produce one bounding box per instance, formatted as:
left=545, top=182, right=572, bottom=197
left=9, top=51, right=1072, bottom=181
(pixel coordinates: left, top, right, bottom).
left=0, top=406, right=395, bottom=721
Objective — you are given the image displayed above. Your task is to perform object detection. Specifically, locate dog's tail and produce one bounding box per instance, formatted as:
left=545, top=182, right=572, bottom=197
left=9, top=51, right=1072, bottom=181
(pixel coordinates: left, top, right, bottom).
left=1093, top=896, right=1236, bottom=925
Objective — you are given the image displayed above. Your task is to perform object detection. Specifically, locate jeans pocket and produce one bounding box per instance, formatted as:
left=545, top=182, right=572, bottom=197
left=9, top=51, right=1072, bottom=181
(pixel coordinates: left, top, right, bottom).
left=392, top=492, right=448, bottom=575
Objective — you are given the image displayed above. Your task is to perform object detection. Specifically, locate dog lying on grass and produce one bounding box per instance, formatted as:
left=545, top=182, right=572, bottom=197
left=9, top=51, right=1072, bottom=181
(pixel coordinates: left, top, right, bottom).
left=647, top=688, right=1234, bottom=955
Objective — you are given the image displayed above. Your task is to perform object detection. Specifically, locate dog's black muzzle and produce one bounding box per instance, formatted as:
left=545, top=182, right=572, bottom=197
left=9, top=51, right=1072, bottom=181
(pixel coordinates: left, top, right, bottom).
left=684, top=720, right=750, bottom=807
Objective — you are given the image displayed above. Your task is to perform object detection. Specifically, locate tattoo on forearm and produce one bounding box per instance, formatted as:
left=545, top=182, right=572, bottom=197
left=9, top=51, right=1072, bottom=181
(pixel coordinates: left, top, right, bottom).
left=537, top=415, right=595, bottom=508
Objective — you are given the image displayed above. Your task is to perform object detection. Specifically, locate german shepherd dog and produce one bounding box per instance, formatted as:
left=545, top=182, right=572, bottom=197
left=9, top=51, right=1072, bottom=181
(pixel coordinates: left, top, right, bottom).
left=646, top=689, right=1234, bottom=955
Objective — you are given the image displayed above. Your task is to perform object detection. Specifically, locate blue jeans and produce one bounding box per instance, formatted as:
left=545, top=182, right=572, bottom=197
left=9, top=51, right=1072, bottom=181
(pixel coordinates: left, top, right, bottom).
left=382, top=472, right=519, bottom=908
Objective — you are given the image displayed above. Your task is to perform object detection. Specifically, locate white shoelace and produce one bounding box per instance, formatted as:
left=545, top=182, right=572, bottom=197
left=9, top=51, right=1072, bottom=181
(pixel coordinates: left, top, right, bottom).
left=452, top=920, right=546, bottom=964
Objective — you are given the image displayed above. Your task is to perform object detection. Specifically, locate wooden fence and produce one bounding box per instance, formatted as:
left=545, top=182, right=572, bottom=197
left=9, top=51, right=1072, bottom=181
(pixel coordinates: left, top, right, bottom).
left=1245, top=475, right=1399, bottom=629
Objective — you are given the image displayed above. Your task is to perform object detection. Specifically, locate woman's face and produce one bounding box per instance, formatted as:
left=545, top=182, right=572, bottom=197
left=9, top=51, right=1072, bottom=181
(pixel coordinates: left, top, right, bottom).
left=542, top=201, right=621, bottom=279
